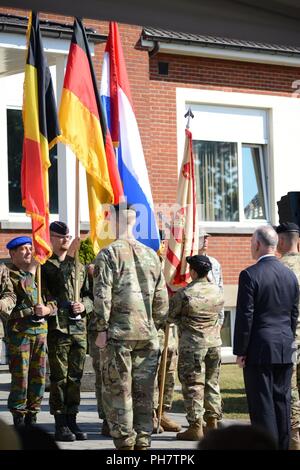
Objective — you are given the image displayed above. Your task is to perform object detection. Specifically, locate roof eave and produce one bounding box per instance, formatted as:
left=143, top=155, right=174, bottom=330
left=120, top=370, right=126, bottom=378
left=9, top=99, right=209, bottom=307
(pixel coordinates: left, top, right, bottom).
left=141, top=38, right=300, bottom=67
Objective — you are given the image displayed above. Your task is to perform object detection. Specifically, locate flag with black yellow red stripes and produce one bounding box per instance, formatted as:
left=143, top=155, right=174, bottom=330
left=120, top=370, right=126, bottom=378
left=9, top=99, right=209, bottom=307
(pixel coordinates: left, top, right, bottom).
left=59, top=18, right=123, bottom=254
left=22, top=11, right=60, bottom=263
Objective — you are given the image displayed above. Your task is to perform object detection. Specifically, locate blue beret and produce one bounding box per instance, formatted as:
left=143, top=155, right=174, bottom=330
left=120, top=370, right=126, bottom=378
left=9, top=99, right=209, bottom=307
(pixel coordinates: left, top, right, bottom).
left=6, top=236, right=32, bottom=250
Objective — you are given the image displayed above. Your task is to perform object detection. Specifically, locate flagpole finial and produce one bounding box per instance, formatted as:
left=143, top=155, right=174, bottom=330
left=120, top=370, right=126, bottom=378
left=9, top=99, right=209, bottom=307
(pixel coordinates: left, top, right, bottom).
left=184, top=107, right=194, bottom=129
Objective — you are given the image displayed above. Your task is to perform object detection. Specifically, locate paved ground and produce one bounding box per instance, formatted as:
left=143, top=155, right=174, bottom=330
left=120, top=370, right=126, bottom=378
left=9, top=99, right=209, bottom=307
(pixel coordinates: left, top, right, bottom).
left=0, top=371, right=242, bottom=450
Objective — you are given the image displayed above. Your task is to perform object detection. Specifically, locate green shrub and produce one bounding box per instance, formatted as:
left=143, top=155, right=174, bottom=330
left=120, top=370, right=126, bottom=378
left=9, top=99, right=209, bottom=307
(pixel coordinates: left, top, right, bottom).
left=79, top=237, right=96, bottom=265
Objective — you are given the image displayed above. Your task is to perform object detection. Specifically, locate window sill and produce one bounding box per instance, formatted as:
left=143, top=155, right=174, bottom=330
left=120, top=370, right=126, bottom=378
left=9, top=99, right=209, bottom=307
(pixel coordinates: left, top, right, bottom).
left=198, top=220, right=268, bottom=234
left=0, top=218, right=90, bottom=231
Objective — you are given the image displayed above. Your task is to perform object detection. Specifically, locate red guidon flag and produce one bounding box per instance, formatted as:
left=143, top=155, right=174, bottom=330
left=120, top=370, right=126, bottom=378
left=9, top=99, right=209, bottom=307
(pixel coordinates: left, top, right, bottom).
left=59, top=18, right=123, bottom=253
left=164, top=128, right=198, bottom=292
left=21, top=12, right=60, bottom=263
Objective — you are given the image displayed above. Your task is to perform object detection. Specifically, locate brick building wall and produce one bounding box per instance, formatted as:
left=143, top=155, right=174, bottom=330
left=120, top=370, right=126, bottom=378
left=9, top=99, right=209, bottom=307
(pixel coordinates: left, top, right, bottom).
left=1, top=7, right=298, bottom=283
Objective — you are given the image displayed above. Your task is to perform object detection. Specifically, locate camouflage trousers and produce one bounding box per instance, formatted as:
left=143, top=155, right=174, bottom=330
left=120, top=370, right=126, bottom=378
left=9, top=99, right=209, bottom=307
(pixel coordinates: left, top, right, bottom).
left=153, top=325, right=178, bottom=411
left=101, top=338, right=160, bottom=449
left=7, top=332, right=47, bottom=415
left=178, top=343, right=222, bottom=424
left=88, top=330, right=105, bottom=419
left=291, top=344, right=300, bottom=429
left=47, top=331, right=87, bottom=415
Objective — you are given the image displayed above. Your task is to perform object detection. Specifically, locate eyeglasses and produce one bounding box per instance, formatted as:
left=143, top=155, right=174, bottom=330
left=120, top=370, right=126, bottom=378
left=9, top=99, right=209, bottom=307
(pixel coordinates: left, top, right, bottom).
left=51, top=234, right=72, bottom=240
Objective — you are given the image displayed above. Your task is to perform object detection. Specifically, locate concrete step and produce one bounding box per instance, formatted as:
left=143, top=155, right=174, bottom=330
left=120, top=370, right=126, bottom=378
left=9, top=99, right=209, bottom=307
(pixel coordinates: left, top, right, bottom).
left=0, top=364, right=9, bottom=373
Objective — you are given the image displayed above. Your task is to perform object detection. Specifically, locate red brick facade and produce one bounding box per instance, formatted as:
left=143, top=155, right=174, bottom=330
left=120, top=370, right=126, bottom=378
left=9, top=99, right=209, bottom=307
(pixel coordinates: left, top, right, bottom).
left=1, top=7, right=298, bottom=283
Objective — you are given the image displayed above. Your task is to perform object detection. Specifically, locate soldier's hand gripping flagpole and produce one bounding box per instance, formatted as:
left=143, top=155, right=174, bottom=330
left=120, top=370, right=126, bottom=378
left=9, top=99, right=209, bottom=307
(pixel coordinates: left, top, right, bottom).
left=157, top=321, right=171, bottom=433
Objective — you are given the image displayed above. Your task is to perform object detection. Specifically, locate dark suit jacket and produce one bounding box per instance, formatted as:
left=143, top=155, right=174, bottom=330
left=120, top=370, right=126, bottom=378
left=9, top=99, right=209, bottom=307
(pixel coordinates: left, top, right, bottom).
left=233, top=256, right=299, bottom=364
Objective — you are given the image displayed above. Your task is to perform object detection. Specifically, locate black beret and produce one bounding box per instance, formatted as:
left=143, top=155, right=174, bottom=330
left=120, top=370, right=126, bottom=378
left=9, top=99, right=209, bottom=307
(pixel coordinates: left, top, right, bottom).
left=275, top=222, right=300, bottom=234
left=49, top=221, right=69, bottom=235
left=186, top=255, right=212, bottom=274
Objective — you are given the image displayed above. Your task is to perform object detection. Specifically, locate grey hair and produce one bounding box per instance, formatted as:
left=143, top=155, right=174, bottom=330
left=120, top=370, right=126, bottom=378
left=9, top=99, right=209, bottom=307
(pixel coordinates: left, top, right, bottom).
left=254, top=225, right=278, bottom=248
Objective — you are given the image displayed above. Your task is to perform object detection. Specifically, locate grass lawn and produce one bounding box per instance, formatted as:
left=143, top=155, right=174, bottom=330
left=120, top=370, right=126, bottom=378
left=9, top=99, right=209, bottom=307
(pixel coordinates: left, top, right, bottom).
left=172, top=363, right=249, bottom=421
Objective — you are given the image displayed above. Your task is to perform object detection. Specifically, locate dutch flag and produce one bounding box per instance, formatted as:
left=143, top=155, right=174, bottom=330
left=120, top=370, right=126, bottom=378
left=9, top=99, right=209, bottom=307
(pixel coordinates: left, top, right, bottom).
left=100, top=22, right=160, bottom=252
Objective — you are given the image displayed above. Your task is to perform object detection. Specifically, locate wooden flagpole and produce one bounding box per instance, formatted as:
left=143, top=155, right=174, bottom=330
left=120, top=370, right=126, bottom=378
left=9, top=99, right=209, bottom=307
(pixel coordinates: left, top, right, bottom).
left=37, top=263, right=42, bottom=304
left=157, top=322, right=170, bottom=433
left=75, top=158, right=80, bottom=302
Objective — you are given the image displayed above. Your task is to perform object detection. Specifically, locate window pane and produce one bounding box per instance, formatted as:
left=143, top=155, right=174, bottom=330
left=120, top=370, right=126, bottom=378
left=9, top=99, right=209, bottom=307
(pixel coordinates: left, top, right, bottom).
left=7, top=109, right=58, bottom=214
left=242, top=146, right=266, bottom=219
left=220, top=310, right=232, bottom=347
left=193, top=140, right=239, bottom=221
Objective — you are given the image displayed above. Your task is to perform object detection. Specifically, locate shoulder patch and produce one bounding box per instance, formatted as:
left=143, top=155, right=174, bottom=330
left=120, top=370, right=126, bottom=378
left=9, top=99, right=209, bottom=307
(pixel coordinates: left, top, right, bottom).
left=93, top=265, right=100, bottom=278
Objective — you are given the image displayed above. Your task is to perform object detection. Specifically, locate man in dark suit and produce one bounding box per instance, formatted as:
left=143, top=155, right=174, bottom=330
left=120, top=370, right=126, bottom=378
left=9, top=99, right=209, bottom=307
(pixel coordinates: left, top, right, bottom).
left=233, top=225, right=299, bottom=450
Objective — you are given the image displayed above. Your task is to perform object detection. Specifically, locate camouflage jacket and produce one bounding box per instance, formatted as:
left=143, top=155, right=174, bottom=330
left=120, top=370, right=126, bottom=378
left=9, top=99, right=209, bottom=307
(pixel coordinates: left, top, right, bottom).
left=42, top=254, right=93, bottom=335
left=93, top=239, right=169, bottom=340
left=6, top=263, right=53, bottom=335
left=207, top=255, right=224, bottom=326
left=280, top=252, right=300, bottom=343
left=0, top=263, right=16, bottom=322
left=167, top=277, right=224, bottom=348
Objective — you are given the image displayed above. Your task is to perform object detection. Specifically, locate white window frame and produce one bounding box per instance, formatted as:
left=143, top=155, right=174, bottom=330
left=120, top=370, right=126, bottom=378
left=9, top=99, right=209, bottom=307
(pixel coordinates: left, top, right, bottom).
left=175, top=87, right=300, bottom=233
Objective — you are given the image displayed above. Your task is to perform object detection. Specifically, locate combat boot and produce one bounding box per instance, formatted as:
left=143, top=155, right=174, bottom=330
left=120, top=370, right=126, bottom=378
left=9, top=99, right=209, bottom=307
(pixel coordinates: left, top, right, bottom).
left=54, top=414, right=76, bottom=442
left=24, top=413, right=37, bottom=427
left=101, top=419, right=111, bottom=437
left=67, top=414, right=87, bottom=440
left=289, top=428, right=300, bottom=450
left=134, top=445, right=150, bottom=450
left=205, top=417, right=218, bottom=431
left=119, top=446, right=134, bottom=450
left=160, top=412, right=181, bottom=432
left=176, top=420, right=203, bottom=441
left=13, top=413, right=25, bottom=428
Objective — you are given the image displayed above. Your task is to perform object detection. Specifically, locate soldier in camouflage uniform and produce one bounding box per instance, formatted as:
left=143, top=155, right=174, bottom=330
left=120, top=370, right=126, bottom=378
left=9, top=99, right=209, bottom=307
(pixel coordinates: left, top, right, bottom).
left=198, top=229, right=224, bottom=327
left=276, top=222, right=300, bottom=450
left=167, top=255, right=224, bottom=440
left=0, top=263, right=16, bottom=327
left=88, top=304, right=109, bottom=436
left=93, top=203, right=168, bottom=450
left=5, top=237, right=55, bottom=428
left=42, top=222, right=93, bottom=442
left=153, top=230, right=181, bottom=433
left=153, top=326, right=180, bottom=432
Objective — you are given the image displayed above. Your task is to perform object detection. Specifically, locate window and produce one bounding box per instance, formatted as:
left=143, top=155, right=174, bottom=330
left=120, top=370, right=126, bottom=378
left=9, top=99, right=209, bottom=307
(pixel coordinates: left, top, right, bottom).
left=194, top=141, right=239, bottom=221
left=193, top=140, right=267, bottom=222
left=221, top=310, right=233, bottom=347
left=7, top=108, right=58, bottom=214
left=242, top=145, right=266, bottom=220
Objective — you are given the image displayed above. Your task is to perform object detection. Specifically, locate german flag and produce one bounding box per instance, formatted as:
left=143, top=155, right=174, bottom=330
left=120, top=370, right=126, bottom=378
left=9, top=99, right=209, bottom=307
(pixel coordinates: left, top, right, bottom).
left=59, top=18, right=123, bottom=253
left=22, top=12, right=60, bottom=264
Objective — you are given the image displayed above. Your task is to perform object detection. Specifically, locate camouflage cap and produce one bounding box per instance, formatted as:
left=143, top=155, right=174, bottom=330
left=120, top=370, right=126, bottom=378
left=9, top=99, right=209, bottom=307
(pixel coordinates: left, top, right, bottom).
left=49, top=221, right=69, bottom=235
left=275, top=222, right=300, bottom=234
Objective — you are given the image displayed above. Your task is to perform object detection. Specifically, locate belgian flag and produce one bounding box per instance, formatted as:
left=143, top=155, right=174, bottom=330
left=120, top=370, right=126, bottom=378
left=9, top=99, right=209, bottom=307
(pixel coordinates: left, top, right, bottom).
left=59, top=18, right=123, bottom=253
left=22, top=12, right=60, bottom=263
